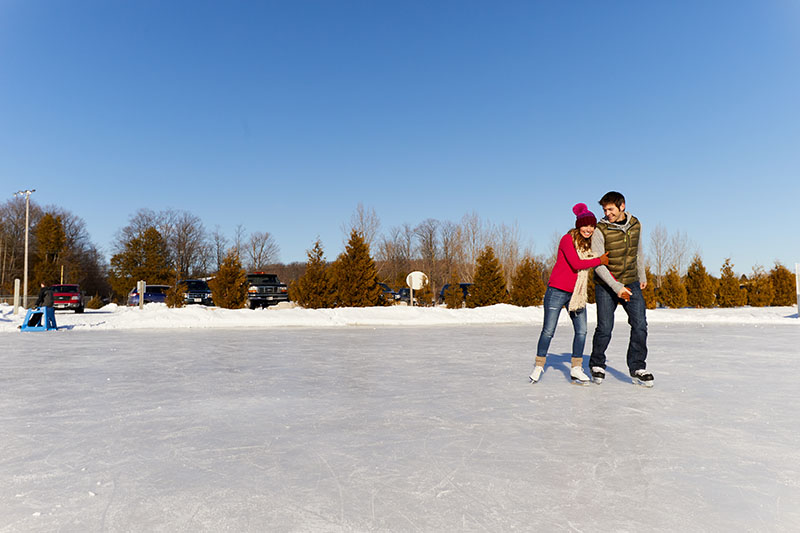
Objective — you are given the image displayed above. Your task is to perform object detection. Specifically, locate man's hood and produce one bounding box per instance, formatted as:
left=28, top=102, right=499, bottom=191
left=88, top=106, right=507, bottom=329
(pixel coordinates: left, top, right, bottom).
left=599, top=212, right=636, bottom=231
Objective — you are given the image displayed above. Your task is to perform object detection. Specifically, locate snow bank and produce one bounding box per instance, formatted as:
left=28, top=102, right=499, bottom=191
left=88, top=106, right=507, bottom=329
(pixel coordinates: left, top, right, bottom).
left=1, top=302, right=797, bottom=332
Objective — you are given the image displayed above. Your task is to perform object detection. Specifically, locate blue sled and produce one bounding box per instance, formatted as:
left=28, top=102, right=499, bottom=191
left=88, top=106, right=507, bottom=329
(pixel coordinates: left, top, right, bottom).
left=21, top=307, right=58, bottom=331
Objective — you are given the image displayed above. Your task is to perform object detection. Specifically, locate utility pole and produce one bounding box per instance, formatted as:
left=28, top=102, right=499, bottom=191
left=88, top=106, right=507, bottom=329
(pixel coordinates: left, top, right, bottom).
left=14, top=189, right=35, bottom=309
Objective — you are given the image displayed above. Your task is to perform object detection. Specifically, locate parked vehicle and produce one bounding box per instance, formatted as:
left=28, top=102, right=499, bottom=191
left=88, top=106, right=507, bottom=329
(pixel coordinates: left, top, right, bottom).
left=378, top=282, right=399, bottom=304
left=178, top=279, right=213, bottom=306
left=51, top=284, right=85, bottom=313
left=438, top=283, right=473, bottom=305
left=127, top=284, right=170, bottom=306
left=397, top=287, right=413, bottom=305
left=246, top=273, right=289, bottom=309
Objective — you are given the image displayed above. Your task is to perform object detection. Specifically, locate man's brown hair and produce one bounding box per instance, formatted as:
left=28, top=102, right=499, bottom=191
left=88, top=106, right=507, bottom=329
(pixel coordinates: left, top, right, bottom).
left=599, top=191, right=625, bottom=208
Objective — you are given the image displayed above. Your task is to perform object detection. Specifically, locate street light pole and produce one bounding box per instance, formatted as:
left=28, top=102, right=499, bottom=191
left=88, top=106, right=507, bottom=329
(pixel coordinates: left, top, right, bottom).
left=14, top=189, right=35, bottom=309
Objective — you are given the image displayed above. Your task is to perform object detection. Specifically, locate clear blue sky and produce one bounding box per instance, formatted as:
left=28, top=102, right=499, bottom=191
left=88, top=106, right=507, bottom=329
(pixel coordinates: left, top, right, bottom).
left=2, top=0, right=799, bottom=275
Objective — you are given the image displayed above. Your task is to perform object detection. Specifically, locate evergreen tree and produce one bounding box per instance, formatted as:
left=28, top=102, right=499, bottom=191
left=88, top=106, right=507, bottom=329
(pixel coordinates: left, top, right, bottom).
left=290, top=239, right=333, bottom=309
left=642, top=266, right=657, bottom=309
left=331, top=229, right=382, bottom=307
left=659, top=267, right=687, bottom=308
left=33, top=212, right=66, bottom=286
left=769, top=263, right=796, bottom=306
left=208, top=251, right=248, bottom=308
left=165, top=282, right=187, bottom=308
left=510, top=256, right=545, bottom=307
left=709, top=275, right=720, bottom=303
left=86, top=294, right=104, bottom=309
left=747, top=265, right=774, bottom=307
left=717, top=258, right=747, bottom=307
left=108, top=226, right=174, bottom=301
left=467, top=246, right=508, bottom=308
left=685, top=255, right=715, bottom=308
left=444, top=270, right=464, bottom=308
left=412, top=277, right=434, bottom=306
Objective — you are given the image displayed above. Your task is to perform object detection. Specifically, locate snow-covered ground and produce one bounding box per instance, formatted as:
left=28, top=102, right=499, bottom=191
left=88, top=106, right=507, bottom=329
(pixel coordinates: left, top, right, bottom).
left=1, top=301, right=798, bottom=332
left=2, top=304, right=798, bottom=531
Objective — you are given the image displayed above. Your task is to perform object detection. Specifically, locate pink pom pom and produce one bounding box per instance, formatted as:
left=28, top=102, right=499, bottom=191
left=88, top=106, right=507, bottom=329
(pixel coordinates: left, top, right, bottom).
left=572, top=203, right=588, bottom=216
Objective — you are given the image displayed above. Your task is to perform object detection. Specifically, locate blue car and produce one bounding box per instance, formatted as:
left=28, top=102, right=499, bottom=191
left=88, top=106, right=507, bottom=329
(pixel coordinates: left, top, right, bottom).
left=127, top=284, right=170, bottom=306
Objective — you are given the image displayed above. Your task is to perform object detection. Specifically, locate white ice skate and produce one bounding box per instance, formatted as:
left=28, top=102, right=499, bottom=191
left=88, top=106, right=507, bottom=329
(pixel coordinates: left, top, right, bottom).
left=570, top=366, right=591, bottom=385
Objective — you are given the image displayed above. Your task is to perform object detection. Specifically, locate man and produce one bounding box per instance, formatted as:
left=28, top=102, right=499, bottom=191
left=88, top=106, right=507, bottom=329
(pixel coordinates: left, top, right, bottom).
left=35, top=282, right=57, bottom=330
left=589, top=191, right=653, bottom=387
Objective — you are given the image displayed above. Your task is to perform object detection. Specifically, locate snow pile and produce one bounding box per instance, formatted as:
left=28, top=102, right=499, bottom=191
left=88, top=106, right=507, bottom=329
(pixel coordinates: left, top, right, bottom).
left=1, top=302, right=797, bottom=332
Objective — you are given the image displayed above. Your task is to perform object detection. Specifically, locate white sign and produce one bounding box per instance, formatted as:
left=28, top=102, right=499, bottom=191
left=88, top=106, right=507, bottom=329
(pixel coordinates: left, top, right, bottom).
left=406, top=271, right=428, bottom=291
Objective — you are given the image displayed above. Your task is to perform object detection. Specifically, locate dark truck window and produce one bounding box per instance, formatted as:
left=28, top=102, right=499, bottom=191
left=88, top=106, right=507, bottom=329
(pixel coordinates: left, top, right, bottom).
left=247, top=275, right=279, bottom=284
left=183, top=280, right=209, bottom=291
left=51, top=285, right=79, bottom=292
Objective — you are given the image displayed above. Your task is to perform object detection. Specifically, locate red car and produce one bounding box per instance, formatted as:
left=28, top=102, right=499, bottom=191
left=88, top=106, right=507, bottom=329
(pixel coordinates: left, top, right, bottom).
left=51, top=284, right=85, bottom=313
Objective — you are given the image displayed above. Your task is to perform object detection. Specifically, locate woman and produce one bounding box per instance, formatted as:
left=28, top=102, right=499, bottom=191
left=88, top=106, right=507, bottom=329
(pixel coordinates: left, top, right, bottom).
left=530, top=203, right=608, bottom=384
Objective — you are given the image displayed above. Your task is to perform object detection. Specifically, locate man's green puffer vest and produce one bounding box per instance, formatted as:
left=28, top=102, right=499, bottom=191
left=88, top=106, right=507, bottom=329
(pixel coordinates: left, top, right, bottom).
left=596, top=215, right=641, bottom=286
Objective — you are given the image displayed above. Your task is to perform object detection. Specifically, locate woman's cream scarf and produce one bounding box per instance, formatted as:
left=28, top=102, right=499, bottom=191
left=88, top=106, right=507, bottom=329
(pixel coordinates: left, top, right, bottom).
left=568, top=244, right=596, bottom=311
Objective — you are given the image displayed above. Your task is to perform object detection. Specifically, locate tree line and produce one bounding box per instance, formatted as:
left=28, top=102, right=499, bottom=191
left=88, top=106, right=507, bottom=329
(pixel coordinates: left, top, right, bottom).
left=0, top=198, right=108, bottom=298
left=0, top=197, right=796, bottom=309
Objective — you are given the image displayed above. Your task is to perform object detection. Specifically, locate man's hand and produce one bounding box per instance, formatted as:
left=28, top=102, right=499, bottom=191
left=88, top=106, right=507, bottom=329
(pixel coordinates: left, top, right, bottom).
left=640, top=281, right=647, bottom=290
left=618, top=287, right=632, bottom=302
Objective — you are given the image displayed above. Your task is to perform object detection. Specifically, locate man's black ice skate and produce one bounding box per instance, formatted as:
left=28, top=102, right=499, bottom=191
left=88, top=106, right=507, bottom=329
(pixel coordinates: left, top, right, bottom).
left=630, top=368, right=654, bottom=387
left=590, top=366, right=605, bottom=384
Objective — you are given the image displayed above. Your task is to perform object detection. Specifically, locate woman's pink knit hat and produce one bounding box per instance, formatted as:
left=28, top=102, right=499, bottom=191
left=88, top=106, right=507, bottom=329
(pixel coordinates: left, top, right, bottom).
left=573, top=203, right=597, bottom=228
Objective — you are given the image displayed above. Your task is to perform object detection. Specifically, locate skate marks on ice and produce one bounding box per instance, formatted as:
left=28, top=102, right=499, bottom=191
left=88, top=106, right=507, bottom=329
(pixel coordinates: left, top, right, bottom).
left=2, top=324, right=799, bottom=530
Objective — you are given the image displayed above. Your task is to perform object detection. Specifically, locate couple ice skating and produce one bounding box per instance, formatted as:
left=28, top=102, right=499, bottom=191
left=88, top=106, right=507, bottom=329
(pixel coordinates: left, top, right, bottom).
left=530, top=191, right=654, bottom=387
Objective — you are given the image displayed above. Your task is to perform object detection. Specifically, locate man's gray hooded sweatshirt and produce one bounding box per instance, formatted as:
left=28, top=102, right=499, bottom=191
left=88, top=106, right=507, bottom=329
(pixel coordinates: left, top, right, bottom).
left=591, top=212, right=646, bottom=295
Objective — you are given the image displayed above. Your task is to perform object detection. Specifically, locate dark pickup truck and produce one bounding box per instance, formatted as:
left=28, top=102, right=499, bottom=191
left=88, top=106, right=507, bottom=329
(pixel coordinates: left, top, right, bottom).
left=179, top=279, right=214, bottom=306
left=246, top=273, right=289, bottom=309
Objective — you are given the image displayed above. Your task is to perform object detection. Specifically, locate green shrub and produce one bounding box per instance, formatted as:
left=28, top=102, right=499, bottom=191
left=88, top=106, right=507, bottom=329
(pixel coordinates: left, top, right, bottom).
left=166, top=283, right=187, bottom=308
left=86, top=294, right=104, bottom=309
left=209, top=252, right=248, bottom=309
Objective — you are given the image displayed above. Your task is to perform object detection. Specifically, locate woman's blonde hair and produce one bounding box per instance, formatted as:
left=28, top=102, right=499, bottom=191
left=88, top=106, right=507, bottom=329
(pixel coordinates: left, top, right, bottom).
left=569, top=228, right=592, bottom=253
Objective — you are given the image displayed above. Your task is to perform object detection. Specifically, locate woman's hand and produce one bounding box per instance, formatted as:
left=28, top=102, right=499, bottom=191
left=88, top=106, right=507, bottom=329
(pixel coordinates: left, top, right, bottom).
left=599, top=252, right=609, bottom=266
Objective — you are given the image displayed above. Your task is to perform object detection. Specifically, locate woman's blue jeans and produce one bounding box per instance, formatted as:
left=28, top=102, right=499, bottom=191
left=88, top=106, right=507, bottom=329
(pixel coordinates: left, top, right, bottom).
left=536, top=286, right=587, bottom=358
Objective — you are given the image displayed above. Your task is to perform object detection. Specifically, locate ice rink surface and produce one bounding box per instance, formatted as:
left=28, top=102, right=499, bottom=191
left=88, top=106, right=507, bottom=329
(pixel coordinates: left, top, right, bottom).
left=2, top=322, right=799, bottom=531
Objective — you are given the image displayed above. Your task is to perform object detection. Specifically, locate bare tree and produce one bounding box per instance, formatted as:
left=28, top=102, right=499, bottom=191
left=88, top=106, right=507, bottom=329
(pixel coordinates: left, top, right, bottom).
left=170, top=211, right=207, bottom=279
left=211, top=226, right=229, bottom=272
left=1, top=197, right=43, bottom=293
left=116, top=208, right=173, bottom=251
left=669, top=229, right=692, bottom=276
left=233, top=224, right=247, bottom=257
left=343, top=203, right=381, bottom=249
left=415, top=218, right=440, bottom=290
left=115, top=208, right=211, bottom=280
left=648, top=224, right=669, bottom=288
left=48, top=207, right=92, bottom=253
left=439, top=220, right=463, bottom=279
left=376, top=227, right=402, bottom=282
left=376, top=223, right=416, bottom=284
left=245, top=231, right=280, bottom=271
left=545, top=230, right=561, bottom=274
left=398, top=223, right=415, bottom=264
left=44, top=206, right=105, bottom=286
left=460, top=212, right=487, bottom=280
left=490, top=221, right=522, bottom=288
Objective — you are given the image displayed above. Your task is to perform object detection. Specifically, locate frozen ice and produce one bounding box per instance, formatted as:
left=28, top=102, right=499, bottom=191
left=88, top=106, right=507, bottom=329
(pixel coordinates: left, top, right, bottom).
left=1, top=303, right=798, bottom=531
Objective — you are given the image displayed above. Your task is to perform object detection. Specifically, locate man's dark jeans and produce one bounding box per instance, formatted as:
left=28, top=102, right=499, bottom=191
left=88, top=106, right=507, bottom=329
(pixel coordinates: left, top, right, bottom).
left=590, top=282, right=648, bottom=372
